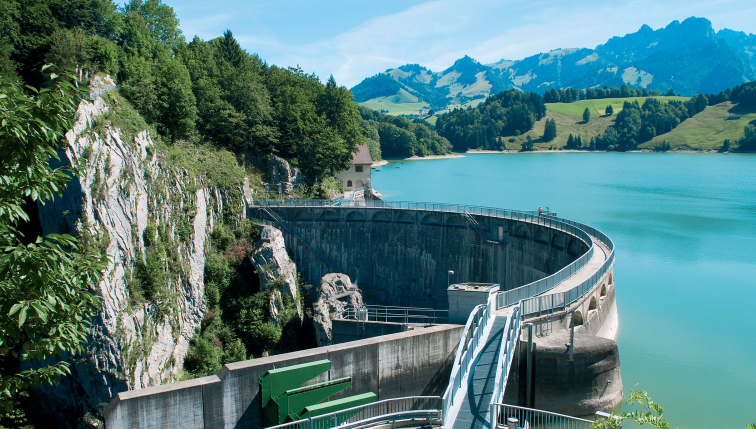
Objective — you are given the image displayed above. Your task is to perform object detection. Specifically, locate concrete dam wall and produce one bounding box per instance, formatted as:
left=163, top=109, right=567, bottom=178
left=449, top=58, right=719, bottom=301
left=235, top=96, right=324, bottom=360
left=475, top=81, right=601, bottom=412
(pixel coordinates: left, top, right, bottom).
left=256, top=206, right=590, bottom=309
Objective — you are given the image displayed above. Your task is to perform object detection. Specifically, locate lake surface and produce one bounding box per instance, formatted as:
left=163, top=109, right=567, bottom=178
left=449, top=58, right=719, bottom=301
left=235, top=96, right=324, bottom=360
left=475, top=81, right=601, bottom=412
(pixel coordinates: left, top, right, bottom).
left=372, top=152, right=756, bottom=429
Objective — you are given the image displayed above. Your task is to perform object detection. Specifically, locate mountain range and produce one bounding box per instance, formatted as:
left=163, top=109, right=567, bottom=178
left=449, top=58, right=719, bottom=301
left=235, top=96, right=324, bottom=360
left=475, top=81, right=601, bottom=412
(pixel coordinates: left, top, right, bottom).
left=351, top=17, right=756, bottom=111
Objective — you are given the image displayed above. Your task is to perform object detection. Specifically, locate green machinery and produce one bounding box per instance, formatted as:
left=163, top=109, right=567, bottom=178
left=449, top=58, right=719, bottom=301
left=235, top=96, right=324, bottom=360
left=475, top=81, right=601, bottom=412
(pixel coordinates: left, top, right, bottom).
left=259, top=359, right=377, bottom=427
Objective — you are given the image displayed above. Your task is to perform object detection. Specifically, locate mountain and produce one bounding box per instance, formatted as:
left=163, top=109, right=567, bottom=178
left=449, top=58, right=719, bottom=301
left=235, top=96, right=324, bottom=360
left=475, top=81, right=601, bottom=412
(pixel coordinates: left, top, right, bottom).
left=352, top=17, right=756, bottom=112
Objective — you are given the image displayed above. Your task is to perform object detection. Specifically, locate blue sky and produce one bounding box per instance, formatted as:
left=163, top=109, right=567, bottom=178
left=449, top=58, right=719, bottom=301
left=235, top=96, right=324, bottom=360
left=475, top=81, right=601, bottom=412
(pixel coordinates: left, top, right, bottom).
left=162, top=0, right=756, bottom=88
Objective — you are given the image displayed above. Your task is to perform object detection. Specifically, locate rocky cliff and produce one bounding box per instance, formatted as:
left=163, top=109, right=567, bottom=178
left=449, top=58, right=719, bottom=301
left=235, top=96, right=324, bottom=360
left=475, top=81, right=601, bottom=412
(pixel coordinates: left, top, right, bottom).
left=35, top=82, right=244, bottom=421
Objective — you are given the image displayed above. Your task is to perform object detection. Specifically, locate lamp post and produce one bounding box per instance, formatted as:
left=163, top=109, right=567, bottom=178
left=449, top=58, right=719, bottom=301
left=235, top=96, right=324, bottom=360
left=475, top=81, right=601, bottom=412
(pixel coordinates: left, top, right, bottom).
left=448, top=270, right=455, bottom=289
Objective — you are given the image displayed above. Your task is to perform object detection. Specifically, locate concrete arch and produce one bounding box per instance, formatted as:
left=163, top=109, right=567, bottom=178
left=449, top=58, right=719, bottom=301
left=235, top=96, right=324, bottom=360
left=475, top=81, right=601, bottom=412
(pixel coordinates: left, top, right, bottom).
left=446, top=215, right=464, bottom=227
left=345, top=211, right=365, bottom=222
left=514, top=225, right=528, bottom=238
left=355, top=180, right=364, bottom=188
left=534, top=229, right=548, bottom=244
left=567, top=239, right=578, bottom=256
left=420, top=214, right=441, bottom=225
left=319, top=210, right=339, bottom=221
left=294, top=210, right=313, bottom=221
left=589, top=296, right=598, bottom=311
left=395, top=212, right=415, bottom=223
left=600, top=284, right=607, bottom=297
left=573, top=311, right=584, bottom=326
left=552, top=234, right=564, bottom=249
left=372, top=211, right=391, bottom=222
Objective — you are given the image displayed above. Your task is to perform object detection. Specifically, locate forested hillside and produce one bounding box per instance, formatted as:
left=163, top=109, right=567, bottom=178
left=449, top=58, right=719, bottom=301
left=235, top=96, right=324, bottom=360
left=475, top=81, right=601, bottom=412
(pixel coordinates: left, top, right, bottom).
left=434, top=89, right=546, bottom=151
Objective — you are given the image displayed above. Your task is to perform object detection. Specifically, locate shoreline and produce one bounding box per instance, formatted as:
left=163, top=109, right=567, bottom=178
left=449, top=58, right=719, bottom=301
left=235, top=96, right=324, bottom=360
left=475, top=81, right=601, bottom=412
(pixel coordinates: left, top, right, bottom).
left=466, top=148, right=725, bottom=154
left=372, top=160, right=389, bottom=167
left=404, top=153, right=466, bottom=160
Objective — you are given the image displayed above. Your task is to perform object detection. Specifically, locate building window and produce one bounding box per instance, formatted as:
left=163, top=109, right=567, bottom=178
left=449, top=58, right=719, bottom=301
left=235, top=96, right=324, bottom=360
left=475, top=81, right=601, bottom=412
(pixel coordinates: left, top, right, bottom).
left=347, top=180, right=352, bottom=187
left=355, top=165, right=363, bottom=172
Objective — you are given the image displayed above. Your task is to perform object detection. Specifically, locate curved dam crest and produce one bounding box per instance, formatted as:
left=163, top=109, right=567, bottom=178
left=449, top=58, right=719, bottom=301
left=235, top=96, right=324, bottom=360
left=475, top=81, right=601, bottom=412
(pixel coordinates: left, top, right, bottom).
left=260, top=205, right=590, bottom=308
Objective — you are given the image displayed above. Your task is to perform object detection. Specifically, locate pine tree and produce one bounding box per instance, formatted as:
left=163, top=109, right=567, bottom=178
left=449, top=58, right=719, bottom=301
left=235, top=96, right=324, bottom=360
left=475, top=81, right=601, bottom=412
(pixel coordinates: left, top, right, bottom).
left=606, top=105, right=614, bottom=115
left=583, top=107, right=591, bottom=123
left=566, top=134, right=575, bottom=149
left=542, top=118, right=557, bottom=142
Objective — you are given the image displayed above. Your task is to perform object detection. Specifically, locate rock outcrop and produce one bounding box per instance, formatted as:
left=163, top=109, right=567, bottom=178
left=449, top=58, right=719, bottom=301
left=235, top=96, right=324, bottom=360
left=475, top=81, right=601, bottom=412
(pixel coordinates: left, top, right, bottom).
left=268, top=155, right=303, bottom=193
left=249, top=225, right=300, bottom=321
left=313, top=274, right=364, bottom=346
left=34, top=85, right=241, bottom=421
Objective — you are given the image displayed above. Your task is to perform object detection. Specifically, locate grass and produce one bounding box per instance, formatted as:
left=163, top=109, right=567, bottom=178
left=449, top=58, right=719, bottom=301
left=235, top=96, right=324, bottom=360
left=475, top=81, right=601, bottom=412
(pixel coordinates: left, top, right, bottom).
left=360, top=92, right=430, bottom=115
left=640, top=101, right=756, bottom=150
left=496, top=108, right=616, bottom=150
left=546, top=96, right=690, bottom=117
left=424, top=116, right=438, bottom=125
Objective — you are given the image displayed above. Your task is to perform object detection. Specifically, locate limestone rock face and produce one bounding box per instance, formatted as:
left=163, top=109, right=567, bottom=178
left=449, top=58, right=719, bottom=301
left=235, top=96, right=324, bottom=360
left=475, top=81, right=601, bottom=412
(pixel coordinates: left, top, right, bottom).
left=313, top=273, right=364, bottom=346
left=34, top=90, right=236, bottom=419
left=249, top=225, right=299, bottom=306
left=268, top=155, right=303, bottom=192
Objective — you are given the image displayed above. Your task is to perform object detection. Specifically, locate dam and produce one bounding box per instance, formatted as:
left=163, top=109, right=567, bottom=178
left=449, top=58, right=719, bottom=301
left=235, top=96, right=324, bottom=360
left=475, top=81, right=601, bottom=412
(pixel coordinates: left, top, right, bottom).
left=104, top=200, right=619, bottom=429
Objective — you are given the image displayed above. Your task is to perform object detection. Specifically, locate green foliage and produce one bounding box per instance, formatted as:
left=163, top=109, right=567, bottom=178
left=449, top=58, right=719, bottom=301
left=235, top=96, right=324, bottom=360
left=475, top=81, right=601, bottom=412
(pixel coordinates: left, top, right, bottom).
left=542, top=118, right=557, bottom=142
left=521, top=135, right=534, bottom=151
left=737, top=124, right=756, bottom=151
left=358, top=106, right=451, bottom=157
left=435, top=89, right=546, bottom=151
left=0, top=73, right=108, bottom=416
left=595, top=94, right=709, bottom=151
left=606, top=105, right=614, bottom=115
left=590, top=390, right=670, bottom=429
left=583, top=107, right=591, bottom=123
left=721, top=138, right=731, bottom=152
left=654, top=140, right=671, bottom=152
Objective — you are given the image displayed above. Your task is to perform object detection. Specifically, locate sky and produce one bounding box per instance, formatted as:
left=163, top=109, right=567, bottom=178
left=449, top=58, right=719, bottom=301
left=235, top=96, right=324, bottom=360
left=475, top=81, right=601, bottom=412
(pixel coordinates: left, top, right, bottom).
left=160, top=0, right=756, bottom=88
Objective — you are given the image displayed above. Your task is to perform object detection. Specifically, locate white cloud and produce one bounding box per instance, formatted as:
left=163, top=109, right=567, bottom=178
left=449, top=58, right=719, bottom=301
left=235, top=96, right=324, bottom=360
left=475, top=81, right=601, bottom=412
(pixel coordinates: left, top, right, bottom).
left=178, top=0, right=756, bottom=88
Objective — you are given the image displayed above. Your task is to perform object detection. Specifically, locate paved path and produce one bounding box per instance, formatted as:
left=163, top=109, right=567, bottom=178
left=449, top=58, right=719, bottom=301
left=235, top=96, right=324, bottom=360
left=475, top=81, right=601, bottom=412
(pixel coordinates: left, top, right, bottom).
left=544, top=235, right=608, bottom=295
left=452, top=316, right=508, bottom=429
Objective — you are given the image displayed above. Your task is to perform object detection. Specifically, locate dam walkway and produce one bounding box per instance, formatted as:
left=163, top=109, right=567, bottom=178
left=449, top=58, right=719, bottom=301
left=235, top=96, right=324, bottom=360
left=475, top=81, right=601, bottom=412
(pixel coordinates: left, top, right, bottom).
left=445, top=230, right=612, bottom=429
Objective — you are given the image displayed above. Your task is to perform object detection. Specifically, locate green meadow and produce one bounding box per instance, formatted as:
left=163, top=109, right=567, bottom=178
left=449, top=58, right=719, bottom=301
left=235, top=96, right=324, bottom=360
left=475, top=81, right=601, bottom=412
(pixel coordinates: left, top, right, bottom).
left=546, top=96, right=690, bottom=116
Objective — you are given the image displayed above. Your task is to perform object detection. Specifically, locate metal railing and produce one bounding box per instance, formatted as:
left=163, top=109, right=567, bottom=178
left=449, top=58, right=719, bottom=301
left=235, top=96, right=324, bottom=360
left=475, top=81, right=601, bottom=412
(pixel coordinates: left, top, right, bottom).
left=490, top=404, right=592, bottom=429
left=266, top=396, right=442, bottom=429
left=254, top=200, right=595, bottom=305
left=442, top=301, right=492, bottom=416
left=490, top=306, right=522, bottom=408
left=518, top=217, right=615, bottom=321
left=337, top=304, right=448, bottom=324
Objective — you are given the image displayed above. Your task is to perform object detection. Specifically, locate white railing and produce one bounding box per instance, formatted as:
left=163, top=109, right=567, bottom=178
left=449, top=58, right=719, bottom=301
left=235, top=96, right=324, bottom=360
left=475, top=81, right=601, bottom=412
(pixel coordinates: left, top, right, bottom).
left=490, top=306, right=522, bottom=409
left=489, top=404, right=592, bottom=429
left=442, top=301, right=492, bottom=417
left=267, top=396, right=442, bottom=429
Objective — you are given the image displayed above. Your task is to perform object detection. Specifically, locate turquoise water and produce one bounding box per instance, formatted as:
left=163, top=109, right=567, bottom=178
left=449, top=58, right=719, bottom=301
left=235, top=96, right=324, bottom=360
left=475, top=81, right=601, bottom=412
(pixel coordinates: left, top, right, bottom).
left=372, top=153, right=756, bottom=429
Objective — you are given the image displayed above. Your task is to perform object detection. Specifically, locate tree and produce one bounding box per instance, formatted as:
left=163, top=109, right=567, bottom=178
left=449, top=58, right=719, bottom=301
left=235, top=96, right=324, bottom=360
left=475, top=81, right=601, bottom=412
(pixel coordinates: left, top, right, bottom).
left=521, top=135, right=533, bottom=151
left=542, top=118, right=557, bottom=142
left=583, top=107, right=591, bottom=123
left=605, top=105, right=614, bottom=115
left=738, top=124, right=756, bottom=151
left=0, top=71, right=108, bottom=415
left=591, top=390, right=669, bottom=429
left=720, top=138, right=731, bottom=152
left=564, top=133, right=575, bottom=149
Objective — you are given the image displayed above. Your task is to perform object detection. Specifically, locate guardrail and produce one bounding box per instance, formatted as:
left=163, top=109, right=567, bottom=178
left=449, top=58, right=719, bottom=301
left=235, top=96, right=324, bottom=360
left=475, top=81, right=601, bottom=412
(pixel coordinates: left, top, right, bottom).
left=518, top=216, right=615, bottom=320
left=254, top=200, right=595, bottom=305
left=490, top=306, right=522, bottom=408
left=337, top=304, right=448, bottom=324
left=489, top=404, right=592, bottom=429
left=267, top=396, right=442, bottom=429
left=442, top=302, right=491, bottom=417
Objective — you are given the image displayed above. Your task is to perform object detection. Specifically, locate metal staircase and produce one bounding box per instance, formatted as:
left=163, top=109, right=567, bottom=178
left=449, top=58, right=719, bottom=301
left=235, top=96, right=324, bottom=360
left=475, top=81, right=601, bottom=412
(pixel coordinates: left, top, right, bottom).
left=259, top=205, right=337, bottom=272
left=463, top=210, right=501, bottom=245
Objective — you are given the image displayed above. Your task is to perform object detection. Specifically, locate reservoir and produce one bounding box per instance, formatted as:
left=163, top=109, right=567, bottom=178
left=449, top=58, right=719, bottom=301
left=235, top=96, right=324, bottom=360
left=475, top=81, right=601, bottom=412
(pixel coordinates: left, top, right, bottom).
left=372, top=152, right=756, bottom=429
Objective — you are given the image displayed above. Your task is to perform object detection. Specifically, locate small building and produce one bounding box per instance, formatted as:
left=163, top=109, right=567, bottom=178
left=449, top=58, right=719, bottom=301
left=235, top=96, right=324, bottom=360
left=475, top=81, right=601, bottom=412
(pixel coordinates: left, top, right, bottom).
left=335, top=144, right=372, bottom=192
